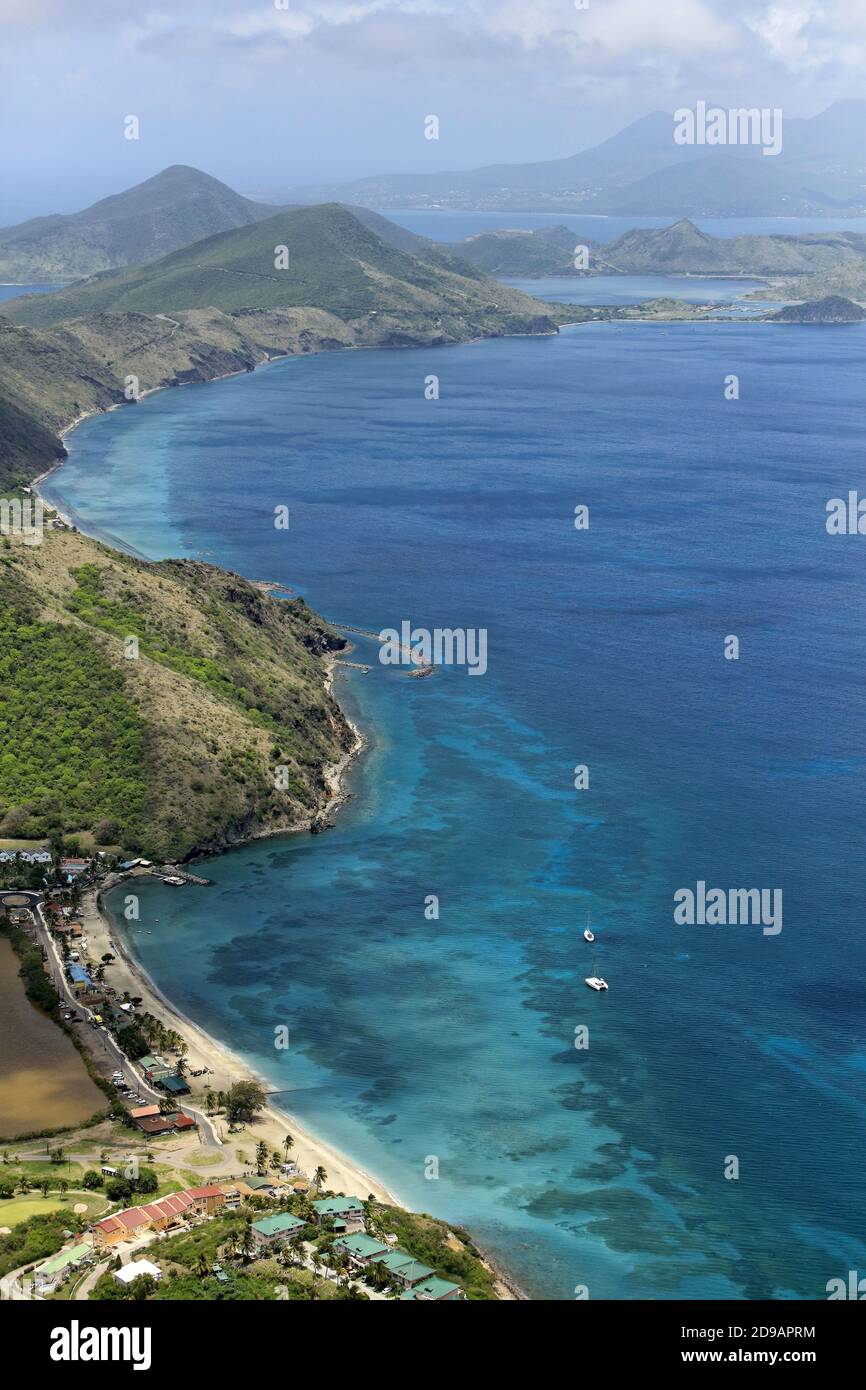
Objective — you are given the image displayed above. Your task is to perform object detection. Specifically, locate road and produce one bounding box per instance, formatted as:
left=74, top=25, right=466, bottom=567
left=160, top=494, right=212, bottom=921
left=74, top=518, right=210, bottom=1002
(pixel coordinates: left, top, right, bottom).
left=33, top=901, right=222, bottom=1147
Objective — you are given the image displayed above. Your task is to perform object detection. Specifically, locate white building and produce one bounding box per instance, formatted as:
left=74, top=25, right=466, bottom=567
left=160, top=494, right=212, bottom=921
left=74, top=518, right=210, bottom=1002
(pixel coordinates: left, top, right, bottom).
left=113, top=1259, right=163, bottom=1286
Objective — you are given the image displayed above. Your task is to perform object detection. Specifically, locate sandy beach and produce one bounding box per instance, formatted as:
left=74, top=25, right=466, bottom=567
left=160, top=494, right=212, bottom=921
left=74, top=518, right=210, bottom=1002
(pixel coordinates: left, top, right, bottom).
left=81, top=883, right=395, bottom=1204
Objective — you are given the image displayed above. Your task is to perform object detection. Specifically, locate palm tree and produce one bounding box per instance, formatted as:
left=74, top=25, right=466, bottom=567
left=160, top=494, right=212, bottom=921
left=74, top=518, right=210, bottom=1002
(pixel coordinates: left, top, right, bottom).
left=289, top=1234, right=306, bottom=1268
left=238, top=1224, right=256, bottom=1264
left=40, top=1180, right=50, bottom=1198
left=282, top=1133, right=294, bottom=1165
left=195, top=1252, right=210, bottom=1279
left=255, top=1140, right=268, bottom=1175
left=313, top=1165, right=327, bottom=1193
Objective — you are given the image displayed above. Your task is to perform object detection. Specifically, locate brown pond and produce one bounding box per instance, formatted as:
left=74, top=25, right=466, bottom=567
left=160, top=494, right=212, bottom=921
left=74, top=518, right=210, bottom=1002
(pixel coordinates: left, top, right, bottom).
left=0, top=937, right=104, bottom=1138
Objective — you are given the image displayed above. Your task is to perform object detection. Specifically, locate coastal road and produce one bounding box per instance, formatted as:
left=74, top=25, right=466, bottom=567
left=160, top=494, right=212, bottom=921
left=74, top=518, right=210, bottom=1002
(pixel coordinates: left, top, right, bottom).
left=33, top=901, right=223, bottom=1147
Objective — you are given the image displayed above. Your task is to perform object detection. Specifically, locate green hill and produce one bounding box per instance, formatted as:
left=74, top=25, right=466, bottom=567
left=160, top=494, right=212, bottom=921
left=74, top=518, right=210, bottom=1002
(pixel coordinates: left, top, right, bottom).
left=0, top=206, right=554, bottom=496
left=0, top=165, right=281, bottom=284
left=0, top=528, right=352, bottom=859
left=3, top=203, right=551, bottom=330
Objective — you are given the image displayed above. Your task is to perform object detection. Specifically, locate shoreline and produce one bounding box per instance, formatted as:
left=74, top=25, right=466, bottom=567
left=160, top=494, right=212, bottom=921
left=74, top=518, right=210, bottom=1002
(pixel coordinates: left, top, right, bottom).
left=27, top=329, right=534, bottom=1300
left=82, top=884, right=397, bottom=1206
left=85, top=881, right=521, bottom=1298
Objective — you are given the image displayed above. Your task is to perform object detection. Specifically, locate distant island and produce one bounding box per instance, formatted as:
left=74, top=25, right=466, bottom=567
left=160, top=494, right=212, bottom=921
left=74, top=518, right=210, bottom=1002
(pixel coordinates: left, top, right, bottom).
left=277, top=101, right=866, bottom=217
left=440, top=217, right=866, bottom=294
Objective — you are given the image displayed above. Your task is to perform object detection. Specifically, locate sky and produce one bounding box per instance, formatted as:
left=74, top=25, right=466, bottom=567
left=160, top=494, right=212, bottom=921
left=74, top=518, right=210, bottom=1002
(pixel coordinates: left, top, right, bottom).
left=1, top=0, right=865, bottom=222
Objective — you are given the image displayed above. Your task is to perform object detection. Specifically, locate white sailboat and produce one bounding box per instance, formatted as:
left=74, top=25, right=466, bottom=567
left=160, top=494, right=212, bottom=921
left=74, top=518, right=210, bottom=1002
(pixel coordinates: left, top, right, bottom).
left=584, top=938, right=607, bottom=991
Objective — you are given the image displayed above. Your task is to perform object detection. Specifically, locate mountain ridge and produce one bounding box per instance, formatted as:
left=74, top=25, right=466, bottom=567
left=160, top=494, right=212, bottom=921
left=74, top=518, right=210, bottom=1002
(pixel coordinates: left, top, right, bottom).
left=279, top=102, right=866, bottom=216
left=0, top=165, right=283, bottom=283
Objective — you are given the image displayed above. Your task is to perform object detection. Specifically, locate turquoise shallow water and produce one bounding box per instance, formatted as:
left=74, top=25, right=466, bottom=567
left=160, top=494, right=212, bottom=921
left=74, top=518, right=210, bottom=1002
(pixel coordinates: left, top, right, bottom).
left=43, top=314, right=866, bottom=1300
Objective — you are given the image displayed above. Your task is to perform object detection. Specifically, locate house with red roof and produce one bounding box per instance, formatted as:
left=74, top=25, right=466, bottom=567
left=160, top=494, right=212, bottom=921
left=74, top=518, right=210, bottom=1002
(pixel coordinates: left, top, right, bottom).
left=91, top=1184, right=225, bottom=1249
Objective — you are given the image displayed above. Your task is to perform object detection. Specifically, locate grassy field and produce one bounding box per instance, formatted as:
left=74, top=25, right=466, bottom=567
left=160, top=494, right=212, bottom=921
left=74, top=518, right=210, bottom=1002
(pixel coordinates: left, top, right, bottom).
left=2, top=1160, right=87, bottom=1184
left=0, top=1189, right=107, bottom=1227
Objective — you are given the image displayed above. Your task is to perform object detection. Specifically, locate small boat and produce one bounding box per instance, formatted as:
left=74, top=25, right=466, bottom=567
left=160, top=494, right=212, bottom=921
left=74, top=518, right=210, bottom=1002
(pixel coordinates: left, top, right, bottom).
left=585, top=976, right=608, bottom=992
left=583, top=909, right=595, bottom=943
left=162, top=875, right=185, bottom=886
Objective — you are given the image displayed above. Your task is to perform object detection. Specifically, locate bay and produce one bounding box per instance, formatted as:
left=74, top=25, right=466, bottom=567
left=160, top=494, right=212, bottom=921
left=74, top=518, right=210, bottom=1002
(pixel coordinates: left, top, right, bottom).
left=42, top=309, right=866, bottom=1300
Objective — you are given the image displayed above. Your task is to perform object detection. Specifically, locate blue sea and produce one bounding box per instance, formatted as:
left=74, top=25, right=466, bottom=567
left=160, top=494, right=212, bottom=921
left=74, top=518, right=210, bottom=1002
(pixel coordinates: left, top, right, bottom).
left=42, top=281, right=866, bottom=1299
left=386, top=209, right=866, bottom=243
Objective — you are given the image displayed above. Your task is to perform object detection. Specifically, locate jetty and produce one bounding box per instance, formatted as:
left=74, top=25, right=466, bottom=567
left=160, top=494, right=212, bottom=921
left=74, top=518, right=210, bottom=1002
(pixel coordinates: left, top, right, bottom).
left=333, top=623, right=435, bottom=674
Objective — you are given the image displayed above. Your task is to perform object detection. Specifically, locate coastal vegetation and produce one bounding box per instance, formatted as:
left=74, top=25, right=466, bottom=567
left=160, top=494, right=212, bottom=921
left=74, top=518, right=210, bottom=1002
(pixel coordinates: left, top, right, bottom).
left=365, top=1201, right=498, bottom=1300
left=0, top=527, right=353, bottom=858
left=0, top=1207, right=86, bottom=1278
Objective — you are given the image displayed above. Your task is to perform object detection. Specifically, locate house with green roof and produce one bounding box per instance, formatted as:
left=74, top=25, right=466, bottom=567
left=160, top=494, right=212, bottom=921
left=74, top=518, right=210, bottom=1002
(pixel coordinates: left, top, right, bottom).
left=373, top=1249, right=436, bottom=1288
left=400, top=1276, right=465, bottom=1301
left=251, top=1212, right=306, bottom=1250
left=312, top=1195, right=364, bottom=1232
left=35, top=1242, right=92, bottom=1292
left=333, top=1232, right=390, bottom=1267
left=157, top=1073, right=190, bottom=1096
left=243, top=1175, right=277, bottom=1194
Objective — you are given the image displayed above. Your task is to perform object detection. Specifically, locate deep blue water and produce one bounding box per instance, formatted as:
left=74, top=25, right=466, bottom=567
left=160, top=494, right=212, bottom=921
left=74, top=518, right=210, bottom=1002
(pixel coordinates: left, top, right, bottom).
left=387, top=209, right=866, bottom=243
left=0, top=283, right=63, bottom=302
left=43, top=316, right=866, bottom=1301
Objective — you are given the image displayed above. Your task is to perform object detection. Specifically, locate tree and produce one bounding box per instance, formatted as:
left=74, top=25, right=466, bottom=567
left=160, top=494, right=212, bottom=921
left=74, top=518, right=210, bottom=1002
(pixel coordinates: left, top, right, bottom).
left=255, top=1140, right=268, bottom=1175
left=224, top=1080, right=266, bottom=1125
left=132, top=1166, right=158, bottom=1195
left=289, top=1234, right=306, bottom=1268
left=195, top=1252, right=210, bottom=1279
left=238, top=1224, right=255, bottom=1264
left=282, top=1133, right=294, bottom=1165
left=313, top=1165, right=327, bottom=1193
left=105, top=1178, right=133, bottom=1202
left=82, top=1170, right=104, bottom=1190
left=127, top=1273, right=156, bottom=1301
left=39, top=1180, right=50, bottom=1198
